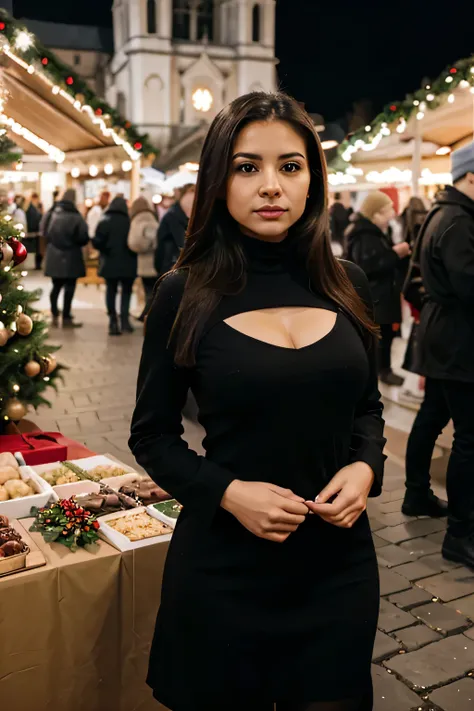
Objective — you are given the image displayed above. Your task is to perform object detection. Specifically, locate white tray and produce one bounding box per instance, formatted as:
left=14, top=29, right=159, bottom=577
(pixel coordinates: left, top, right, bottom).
left=98, top=506, right=173, bottom=551
left=0, top=466, right=54, bottom=519
left=146, top=500, right=181, bottom=529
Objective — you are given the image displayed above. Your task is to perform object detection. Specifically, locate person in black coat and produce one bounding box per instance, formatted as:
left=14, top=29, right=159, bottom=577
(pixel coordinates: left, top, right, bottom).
left=25, top=192, right=43, bottom=270
left=409, top=144, right=474, bottom=568
left=344, top=191, right=411, bottom=385
left=154, top=183, right=195, bottom=276
left=92, top=195, right=137, bottom=335
left=41, top=188, right=89, bottom=329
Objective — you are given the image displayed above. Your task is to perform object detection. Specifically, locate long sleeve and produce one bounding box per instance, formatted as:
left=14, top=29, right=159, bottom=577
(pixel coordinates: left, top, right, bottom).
left=155, top=216, right=179, bottom=275
left=75, top=216, right=90, bottom=248
left=129, top=272, right=236, bottom=515
left=440, top=217, right=474, bottom=307
left=91, top=218, right=109, bottom=252
left=352, top=232, right=399, bottom=279
left=341, top=260, right=387, bottom=496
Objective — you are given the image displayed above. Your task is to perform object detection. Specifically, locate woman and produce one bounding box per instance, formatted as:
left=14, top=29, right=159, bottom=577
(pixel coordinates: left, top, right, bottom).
left=154, top=183, right=195, bottom=276
left=344, top=192, right=410, bottom=386
left=42, top=188, right=89, bottom=328
left=127, top=195, right=159, bottom=321
left=92, top=195, right=137, bottom=335
left=130, top=93, right=386, bottom=711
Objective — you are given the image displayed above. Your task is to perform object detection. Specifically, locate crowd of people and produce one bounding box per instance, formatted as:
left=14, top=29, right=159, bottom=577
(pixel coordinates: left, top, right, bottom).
left=329, top=142, right=474, bottom=569
left=10, top=182, right=195, bottom=335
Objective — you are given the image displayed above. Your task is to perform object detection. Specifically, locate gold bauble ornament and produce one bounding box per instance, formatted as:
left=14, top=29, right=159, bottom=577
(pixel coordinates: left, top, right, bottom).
left=5, top=398, right=27, bottom=421
left=24, top=360, right=41, bottom=377
left=0, top=242, right=14, bottom=267
left=16, top=313, right=33, bottom=336
left=0, top=328, right=8, bottom=347
left=46, top=354, right=57, bottom=374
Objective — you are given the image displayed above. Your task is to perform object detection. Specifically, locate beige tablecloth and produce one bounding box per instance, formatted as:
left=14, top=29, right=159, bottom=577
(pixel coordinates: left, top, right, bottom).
left=0, top=521, right=169, bottom=711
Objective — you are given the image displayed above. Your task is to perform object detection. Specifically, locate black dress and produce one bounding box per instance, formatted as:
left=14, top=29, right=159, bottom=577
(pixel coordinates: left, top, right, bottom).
left=129, top=234, right=386, bottom=711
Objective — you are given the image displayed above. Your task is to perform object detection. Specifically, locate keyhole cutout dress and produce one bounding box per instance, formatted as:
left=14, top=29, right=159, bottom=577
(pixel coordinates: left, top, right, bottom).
left=130, top=232, right=386, bottom=711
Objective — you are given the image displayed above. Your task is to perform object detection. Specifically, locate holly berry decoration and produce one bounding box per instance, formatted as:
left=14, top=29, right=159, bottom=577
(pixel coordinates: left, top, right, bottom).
left=7, top=237, right=28, bottom=266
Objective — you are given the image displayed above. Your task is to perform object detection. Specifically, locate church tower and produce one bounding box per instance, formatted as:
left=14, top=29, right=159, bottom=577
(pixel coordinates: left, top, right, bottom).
left=107, top=0, right=277, bottom=164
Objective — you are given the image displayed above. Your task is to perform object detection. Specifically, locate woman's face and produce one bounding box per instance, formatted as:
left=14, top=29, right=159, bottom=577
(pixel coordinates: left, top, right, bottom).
left=226, top=120, right=312, bottom=242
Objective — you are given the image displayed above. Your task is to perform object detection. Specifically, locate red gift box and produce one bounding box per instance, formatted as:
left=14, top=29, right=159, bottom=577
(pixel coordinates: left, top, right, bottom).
left=0, top=432, right=68, bottom=465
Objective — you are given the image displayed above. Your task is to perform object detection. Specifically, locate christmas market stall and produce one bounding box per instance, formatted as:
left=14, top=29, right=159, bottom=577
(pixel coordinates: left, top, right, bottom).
left=0, top=10, right=155, bottom=208
left=330, top=54, right=474, bottom=205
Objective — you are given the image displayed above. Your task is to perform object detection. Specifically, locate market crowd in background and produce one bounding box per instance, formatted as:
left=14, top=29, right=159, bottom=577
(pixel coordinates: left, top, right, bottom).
left=6, top=140, right=474, bottom=569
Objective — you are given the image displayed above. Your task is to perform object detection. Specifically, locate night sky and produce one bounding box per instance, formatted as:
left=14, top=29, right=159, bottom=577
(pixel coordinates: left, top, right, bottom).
left=12, top=0, right=474, bottom=122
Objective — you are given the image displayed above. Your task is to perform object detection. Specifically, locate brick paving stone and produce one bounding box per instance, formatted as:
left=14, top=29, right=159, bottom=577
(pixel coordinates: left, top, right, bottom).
left=464, top=628, right=474, bottom=640
left=378, top=599, right=415, bottom=633
left=379, top=567, right=411, bottom=596
left=377, top=545, right=417, bottom=569
left=72, top=393, right=91, bottom=407
left=399, top=537, right=441, bottom=558
left=412, top=602, right=470, bottom=634
left=372, top=630, right=402, bottom=662
left=421, top=553, right=462, bottom=573
left=393, top=561, right=439, bottom=582
left=389, top=587, right=434, bottom=610
left=378, top=500, right=407, bottom=514
left=378, top=511, right=417, bottom=527
left=382, top=478, right=407, bottom=492
left=369, top=517, right=387, bottom=532
left=371, top=665, right=423, bottom=710
left=429, top=678, right=474, bottom=710
left=446, top=594, right=474, bottom=622
left=377, top=518, right=446, bottom=544
left=384, top=634, right=474, bottom=689
left=96, top=408, right=130, bottom=423
left=394, top=624, right=442, bottom=652
left=418, top=570, right=474, bottom=602
left=425, top=531, right=446, bottom=546
left=373, top=534, right=390, bottom=549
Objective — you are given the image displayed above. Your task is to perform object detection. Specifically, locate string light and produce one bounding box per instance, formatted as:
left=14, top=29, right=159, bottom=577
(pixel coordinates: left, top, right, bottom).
left=43, top=376, right=50, bottom=382
left=413, top=100, right=420, bottom=106
left=71, top=167, right=80, bottom=178
left=27, top=65, right=34, bottom=75
left=460, top=80, right=470, bottom=89
left=17, top=285, right=24, bottom=291
left=365, top=125, right=371, bottom=132
left=426, top=93, right=435, bottom=101
left=448, top=93, right=455, bottom=103
left=14, top=30, right=33, bottom=51
left=122, top=160, right=132, bottom=172
left=416, top=111, right=425, bottom=120
left=104, top=163, right=114, bottom=175
left=89, top=165, right=99, bottom=177
left=12, top=384, right=20, bottom=392
left=21, top=270, right=28, bottom=277
left=445, top=76, right=454, bottom=84
left=396, top=119, right=407, bottom=133
left=0, top=114, right=65, bottom=162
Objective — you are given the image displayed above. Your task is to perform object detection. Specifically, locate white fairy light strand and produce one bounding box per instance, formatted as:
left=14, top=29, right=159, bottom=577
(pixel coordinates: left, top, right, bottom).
left=0, top=43, right=141, bottom=162
left=0, top=113, right=65, bottom=162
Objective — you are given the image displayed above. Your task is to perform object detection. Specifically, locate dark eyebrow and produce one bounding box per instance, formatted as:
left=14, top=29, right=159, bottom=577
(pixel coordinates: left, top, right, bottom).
left=232, top=151, right=306, bottom=161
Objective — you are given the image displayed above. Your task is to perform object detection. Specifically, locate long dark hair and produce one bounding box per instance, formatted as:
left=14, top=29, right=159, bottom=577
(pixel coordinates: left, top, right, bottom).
left=168, top=92, right=377, bottom=366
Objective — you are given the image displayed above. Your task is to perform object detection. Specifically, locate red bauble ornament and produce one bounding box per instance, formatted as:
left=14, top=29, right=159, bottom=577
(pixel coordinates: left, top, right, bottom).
left=134, top=142, right=142, bottom=150
left=390, top=104, right=397, bottom=111
left=0, top=22, right=5, bottom=31
left=66, top=76, right=74, bottom=86
left=125, top=121, right=131, bottom=129
left=7, top=237, right=28, bottom=266
left=95, top=108, right=103, bottom=116
left=42, top=57, right=49, bottom=65
left=450, top=67, right=457, bottom=74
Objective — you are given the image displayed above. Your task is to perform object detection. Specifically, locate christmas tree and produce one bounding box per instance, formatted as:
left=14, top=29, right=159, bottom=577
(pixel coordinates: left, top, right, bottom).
left=0, top=130, right=22, bottom=167
left=0, top=212, right=62, bottom=433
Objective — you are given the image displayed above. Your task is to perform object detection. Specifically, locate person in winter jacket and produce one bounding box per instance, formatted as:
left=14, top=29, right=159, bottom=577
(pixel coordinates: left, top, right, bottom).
left=344, top=191, right=411, bottom=385
left=42, top=188, right=89, bottom=328
left=10, top=195, right=27, bottom=230
left=26, top=192, right=43, bottom=270
left=92, top=195, right=137, bottom=335
left=329, top=192, right=350, bottom=253
left=154, top=183, right=195, bottom=276
left=406, top=143, right=474, bottom=568
left=128, top=196, right=159, bottom=322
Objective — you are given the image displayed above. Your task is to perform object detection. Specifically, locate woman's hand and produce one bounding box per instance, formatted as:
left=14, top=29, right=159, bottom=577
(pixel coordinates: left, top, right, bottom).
left=305, top=462, right=374, bottom=529
left=221, top=480, right=309, bottom=543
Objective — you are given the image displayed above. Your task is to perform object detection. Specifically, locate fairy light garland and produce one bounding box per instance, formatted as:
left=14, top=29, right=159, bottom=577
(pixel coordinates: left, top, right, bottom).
left=0, top=113, right=65, bottom=162
left=337, top=56, right=474, bottom=166
left=0, top=12, right=152, bottom=163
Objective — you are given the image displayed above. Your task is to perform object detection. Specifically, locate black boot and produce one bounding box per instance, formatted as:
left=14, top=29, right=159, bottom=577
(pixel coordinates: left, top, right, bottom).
left=121, top=315, right=134, bottom=333
left=402, top=489, right=448, bottom=517
left=442, top=532, right=474, bottom=569
left=380, top=369, right=405, bottom=386
left=109, top=315, right=121, bottom=336
left=63, top=316, right=83, bottom=329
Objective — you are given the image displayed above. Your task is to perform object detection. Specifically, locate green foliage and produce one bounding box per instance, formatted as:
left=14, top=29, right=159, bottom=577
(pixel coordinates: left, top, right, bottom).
left=0, top=133, right=22, bottom=167
left=0, top=8, right=155, bottom=158
left=0, top=214, right=64, bottom=424
left=30, top=500, right=100, bottom=552
left=335, top=55, right=474, bottom=168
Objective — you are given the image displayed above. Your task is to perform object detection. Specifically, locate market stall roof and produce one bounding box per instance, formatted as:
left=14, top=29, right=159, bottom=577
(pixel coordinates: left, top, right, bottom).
left=0, top=10, right=154, bottom=174
left=332, top=53, right=474, bottom=186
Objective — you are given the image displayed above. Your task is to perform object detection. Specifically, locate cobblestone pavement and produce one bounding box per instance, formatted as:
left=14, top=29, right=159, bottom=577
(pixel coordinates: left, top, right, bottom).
left=29, top=276, right=474, bottom=711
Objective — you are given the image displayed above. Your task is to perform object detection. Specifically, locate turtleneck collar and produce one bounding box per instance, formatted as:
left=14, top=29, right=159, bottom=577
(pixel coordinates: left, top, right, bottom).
left=238, top=232, right=291, bottom=274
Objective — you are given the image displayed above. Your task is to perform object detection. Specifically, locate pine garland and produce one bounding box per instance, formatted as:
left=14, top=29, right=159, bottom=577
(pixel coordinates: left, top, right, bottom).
left=0, top=9, right=155, bottom=158
left=336, top=54, right=474, bottom=167
left=0, top=214, right=64, bottom=429
left=0, top=132, right=21, bottom=167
